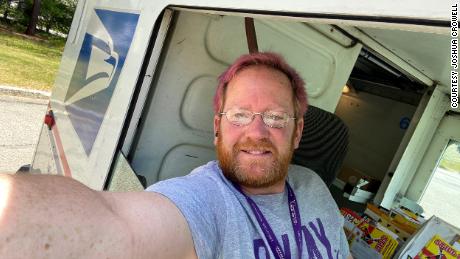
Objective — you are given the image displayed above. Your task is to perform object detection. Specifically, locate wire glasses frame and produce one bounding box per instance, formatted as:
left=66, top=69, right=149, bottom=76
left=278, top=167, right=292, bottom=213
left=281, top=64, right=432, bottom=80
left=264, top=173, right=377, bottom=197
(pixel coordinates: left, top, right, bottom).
left=219, top=108, right=296, bottom=129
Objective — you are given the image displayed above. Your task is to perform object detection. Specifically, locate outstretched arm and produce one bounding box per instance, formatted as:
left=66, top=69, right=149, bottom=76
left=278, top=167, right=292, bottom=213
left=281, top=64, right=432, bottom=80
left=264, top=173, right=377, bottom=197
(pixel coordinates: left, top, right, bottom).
left=0, top=174, right=196, bottom=259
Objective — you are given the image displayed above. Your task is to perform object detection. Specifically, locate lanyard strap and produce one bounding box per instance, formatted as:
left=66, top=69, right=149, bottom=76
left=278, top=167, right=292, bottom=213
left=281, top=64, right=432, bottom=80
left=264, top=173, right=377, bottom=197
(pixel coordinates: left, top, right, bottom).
left=234, top=182, right=303, bottom=259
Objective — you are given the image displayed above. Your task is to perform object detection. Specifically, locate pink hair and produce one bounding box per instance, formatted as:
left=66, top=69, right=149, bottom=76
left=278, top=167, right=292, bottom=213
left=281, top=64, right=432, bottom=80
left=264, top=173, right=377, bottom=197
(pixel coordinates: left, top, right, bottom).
left=213, top=52, right=308, bottom=118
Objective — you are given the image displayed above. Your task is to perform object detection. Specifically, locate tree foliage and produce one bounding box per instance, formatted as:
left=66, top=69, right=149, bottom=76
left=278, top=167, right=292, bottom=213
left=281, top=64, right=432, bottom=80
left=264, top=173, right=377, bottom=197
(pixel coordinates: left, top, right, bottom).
left=0, top=0, right=77, bottom=36
left=39, top=0, right=76, bottom=34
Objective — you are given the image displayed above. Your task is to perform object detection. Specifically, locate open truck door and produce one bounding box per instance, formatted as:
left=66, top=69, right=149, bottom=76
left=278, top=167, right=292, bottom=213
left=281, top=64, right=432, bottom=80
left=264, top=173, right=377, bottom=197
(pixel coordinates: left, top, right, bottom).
left=31, top=2, right=157, bottom=189
left=30, top=2, right=363, bottom=190
left=30, top=0, right=456, bottom=219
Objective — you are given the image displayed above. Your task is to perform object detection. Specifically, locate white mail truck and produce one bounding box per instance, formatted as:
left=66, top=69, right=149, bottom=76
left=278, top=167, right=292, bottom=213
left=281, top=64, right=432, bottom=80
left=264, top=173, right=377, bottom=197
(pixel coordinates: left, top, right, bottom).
left=29, top=0, right=459, bottom=217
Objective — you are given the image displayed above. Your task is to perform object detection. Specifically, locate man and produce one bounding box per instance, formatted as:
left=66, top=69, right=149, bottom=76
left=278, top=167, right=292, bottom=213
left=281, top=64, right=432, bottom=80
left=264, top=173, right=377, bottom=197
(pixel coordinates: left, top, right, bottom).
left=0, top=52, right=351, bottom=258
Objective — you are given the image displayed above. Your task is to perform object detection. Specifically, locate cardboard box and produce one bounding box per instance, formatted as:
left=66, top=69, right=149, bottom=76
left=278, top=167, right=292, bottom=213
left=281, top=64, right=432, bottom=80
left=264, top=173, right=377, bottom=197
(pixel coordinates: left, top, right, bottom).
left=377, top=217, right=413, bottom=242
left=338, top=167, right=368, bottom=185
left=338, top=167, right=381, bottom=192
left=363, top=203, right=420, bottom=242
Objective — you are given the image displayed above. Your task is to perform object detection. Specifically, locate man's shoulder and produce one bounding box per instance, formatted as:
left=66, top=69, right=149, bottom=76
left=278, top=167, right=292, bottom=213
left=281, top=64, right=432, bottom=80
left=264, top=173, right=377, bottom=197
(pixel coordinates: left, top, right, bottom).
left=287, top=164, right=336, bottom=203
left=288, top=164, right=325, bottom=187
left=185, top=160, right=221, bottom=178
left=288, top=164, right=342, bottom=222
left=144, top=161, right=229, bottom=259
left=145, top=160, right=226, bottom=193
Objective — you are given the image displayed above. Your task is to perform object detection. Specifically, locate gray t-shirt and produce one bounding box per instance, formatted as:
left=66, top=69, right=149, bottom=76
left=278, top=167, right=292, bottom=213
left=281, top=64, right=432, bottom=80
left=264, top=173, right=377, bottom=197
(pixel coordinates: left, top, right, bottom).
left=146, top=161, right=349, bottom=259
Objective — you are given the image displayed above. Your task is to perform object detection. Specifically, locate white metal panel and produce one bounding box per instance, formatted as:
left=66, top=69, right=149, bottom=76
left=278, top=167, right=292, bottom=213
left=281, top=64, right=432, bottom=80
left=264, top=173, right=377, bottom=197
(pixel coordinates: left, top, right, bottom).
left=130, top=12, right=229, bottom=185
left=174, top=8, right=449, bottom=35
left=373, top=91, right=432, bottom=206
left=47, top=0, right=161, bottom=189
left=121, top=10, right=174, bottom=155
left=406, top=115, right=460, bottom=201
left=338, top=26, right=436, bottom=87
left=159, top=0, right=450, bottom=21
left=379, top=86, right=451, bottom=209
left=31, top=124, right=58, bottom=175
left=359, top=28, right=451, bottom=89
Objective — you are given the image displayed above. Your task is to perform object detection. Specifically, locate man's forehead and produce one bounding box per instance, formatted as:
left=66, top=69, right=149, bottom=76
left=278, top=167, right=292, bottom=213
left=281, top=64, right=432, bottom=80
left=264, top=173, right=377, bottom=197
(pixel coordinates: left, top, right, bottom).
left=232, top=65, right=291, bottom=83
left=224, top=65, right=295, bottom=112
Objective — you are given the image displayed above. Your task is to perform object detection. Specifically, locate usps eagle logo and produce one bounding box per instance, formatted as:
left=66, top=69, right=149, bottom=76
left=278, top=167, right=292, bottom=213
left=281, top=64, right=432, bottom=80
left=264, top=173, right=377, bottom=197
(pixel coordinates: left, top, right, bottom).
left=64, top=9, right=139, bottom=155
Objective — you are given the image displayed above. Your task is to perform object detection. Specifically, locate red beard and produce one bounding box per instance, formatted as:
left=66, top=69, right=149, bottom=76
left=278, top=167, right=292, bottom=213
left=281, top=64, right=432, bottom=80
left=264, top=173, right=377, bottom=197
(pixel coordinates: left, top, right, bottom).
left=216, top=136, right=294, bottom=188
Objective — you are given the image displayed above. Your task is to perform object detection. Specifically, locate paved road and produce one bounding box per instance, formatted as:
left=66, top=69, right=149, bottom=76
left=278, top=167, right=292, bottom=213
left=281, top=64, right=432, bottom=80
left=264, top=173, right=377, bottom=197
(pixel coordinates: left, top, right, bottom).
left=0, top=95, right=48, bottom=173
left=419, top=168, right=460, bottom=228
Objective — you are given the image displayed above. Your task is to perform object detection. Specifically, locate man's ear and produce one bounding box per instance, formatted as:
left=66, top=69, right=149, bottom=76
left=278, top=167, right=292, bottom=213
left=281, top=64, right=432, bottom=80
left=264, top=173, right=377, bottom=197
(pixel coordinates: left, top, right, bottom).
left=293, top=118, right=304, bottom=149
left=213, top=115, right=221, bottom=146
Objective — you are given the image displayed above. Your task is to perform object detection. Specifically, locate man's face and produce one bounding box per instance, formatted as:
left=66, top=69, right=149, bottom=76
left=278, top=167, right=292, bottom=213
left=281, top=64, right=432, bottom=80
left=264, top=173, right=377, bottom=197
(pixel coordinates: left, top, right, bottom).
left=214, top=65, right=304, bottom=189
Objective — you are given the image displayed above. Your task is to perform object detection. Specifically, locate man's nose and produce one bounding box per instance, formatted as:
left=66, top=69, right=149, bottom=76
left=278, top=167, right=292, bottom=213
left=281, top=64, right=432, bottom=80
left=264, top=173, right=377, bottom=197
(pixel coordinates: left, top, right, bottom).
left=245, top=114, right=269, bottom=139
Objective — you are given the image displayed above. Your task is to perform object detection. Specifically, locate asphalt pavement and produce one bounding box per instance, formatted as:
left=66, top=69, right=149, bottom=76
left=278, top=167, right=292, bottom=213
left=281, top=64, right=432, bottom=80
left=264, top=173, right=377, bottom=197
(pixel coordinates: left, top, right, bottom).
left=0, top=86, right=49, bottom=173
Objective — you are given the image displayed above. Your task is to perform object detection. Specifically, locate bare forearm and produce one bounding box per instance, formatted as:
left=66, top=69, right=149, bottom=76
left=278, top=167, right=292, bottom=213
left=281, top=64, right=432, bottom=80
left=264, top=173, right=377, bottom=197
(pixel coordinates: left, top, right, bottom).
left=0, top=174, right=132, bottom=259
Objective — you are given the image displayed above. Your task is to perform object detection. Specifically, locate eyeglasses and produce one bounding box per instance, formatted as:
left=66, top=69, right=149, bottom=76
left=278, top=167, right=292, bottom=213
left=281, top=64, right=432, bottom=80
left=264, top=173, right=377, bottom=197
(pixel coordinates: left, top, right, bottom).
left=219, top=108, right=296, bottom=128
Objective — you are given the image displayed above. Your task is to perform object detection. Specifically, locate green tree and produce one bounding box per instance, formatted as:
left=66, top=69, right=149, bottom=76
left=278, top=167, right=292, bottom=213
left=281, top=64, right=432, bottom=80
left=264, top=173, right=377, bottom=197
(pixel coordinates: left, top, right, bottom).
left=2, top=0, right=76, bottom=36
left=39, top=0, right=75, bottom=34
left=0, top=0, right=13, bottom=23
left=25, top=0, right=40, bottom=35
left=5, top=0, right=36, bottom=30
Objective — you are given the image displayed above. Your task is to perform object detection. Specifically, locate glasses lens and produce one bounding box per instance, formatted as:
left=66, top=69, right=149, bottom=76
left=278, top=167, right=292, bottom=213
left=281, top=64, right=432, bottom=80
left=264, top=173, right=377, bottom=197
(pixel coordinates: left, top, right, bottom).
left=226, top=109, right=252, bottom=126
left=263, top=111, right=288, bottom=128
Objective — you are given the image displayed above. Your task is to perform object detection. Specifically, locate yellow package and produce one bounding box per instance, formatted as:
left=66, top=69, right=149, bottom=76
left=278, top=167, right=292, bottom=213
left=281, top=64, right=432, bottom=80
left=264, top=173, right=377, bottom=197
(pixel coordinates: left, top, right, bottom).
left=415, top=235, right=460, bottom=259
left=358, top=221, right=399, bottom=259
left=377, top=217, right=413, bottom=242
left=392, top=213, right=419, bottom=233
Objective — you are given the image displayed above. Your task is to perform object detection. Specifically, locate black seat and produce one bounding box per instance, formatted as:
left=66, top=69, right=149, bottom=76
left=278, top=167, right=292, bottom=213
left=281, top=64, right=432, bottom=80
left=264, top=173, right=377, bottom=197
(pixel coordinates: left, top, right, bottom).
left=292, top=105, right=349, bottom=187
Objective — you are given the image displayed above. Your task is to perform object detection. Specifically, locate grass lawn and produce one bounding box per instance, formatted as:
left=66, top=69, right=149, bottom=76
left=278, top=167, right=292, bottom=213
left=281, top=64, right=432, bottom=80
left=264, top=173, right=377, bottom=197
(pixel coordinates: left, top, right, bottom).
left=0, top=24, right=66, bottom=92
left=439, top=141, right=460, bottom=173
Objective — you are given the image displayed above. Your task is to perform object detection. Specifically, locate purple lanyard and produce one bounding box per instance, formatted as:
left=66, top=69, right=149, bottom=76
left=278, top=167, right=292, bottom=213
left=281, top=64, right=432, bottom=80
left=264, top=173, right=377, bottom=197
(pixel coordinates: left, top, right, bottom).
left=234, top=182, right=303, bottom=259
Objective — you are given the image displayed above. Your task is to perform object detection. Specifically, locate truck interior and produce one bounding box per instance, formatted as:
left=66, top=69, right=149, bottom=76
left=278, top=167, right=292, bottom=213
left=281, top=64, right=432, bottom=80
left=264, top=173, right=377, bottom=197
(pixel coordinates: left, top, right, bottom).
left=102, top=9, right=456, bottom=223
